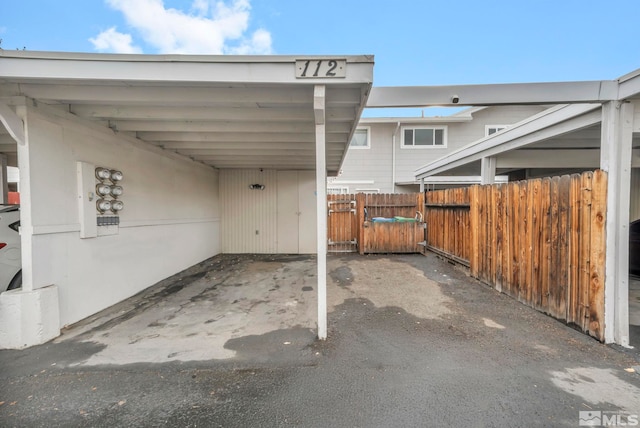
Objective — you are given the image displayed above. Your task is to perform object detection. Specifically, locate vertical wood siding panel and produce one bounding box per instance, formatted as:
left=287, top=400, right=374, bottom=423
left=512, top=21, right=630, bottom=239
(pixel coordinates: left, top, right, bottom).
left=220, top=169, right=277, bottom=253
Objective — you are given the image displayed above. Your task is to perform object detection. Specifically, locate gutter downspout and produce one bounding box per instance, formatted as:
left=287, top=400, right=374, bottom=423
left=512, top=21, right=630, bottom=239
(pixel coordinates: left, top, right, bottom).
left=392, top=122, right=400, bottom=193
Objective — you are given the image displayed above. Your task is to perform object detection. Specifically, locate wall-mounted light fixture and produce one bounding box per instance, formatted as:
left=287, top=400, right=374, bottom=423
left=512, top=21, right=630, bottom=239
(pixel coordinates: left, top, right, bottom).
left=249, top=184, right=265, bottom=190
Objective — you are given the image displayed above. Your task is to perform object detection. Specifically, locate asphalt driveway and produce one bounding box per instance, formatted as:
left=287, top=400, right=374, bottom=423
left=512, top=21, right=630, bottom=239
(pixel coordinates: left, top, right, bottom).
left=1, top=253, right=639, bottom=427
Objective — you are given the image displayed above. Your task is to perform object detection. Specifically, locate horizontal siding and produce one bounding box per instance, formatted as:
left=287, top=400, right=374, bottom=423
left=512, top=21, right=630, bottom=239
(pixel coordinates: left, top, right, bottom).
left=395, top=106, right=548, bottom=183
left=337, top=123, right=395, bottom=192
left=220, top=169, right=278, bottom=253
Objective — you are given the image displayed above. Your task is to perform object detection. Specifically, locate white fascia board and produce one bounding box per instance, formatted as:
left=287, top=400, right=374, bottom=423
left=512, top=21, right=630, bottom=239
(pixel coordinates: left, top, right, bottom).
left=358, top=106, right=481, bottom=124
left=367, top=81, right=618, bottom=108
left=618, top=71, right=640, bottom=100
left=0, top=50, right=374, bottom=64
left=0, top=51, right=374, bottom=85
left=331, top=180, right=375, bottom=184
left=450, top=106, right=488, bottom=117
left=358, top=116, right=472, bottom=124
left=415, top=104, right=602, bottom=179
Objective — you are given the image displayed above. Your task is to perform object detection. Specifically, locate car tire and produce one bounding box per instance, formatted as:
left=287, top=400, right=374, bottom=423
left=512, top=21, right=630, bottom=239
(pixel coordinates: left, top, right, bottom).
left=7, top=270, right=22, bottom=290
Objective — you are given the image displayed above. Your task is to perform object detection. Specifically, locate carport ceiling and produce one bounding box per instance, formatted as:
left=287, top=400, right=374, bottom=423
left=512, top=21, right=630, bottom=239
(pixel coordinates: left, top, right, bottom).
left=0, top=51, right=374, bottom=174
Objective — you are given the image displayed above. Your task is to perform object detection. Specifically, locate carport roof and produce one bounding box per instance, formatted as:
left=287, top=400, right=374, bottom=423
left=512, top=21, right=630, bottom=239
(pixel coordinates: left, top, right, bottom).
left=0, top=50, right=374, bottom=174
left=400, top=68, right=640, bottom=179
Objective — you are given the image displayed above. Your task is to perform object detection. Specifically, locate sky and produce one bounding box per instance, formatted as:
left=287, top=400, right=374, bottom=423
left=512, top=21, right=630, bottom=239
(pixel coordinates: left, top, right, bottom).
left=2, top=0, right=640, bottom=116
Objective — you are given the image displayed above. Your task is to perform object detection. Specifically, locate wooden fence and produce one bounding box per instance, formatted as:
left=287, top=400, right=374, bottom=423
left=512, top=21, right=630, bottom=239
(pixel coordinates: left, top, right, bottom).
left=424, top=187, right=471, bottom=265
left=360, top=193, right=425, bottom=254
left=327, top=193, right=425, bottom=254
left=424, top=171, right=607, bottom=341
left=327, top=194, right=358, bottom=252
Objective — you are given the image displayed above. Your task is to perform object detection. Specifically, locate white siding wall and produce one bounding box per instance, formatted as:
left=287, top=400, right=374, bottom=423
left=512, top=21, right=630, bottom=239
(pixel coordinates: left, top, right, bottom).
left=21, top=105, right=220, bottom=327
left=220, top=169, right=278, bottom=253
left=334, top=123, right=395, bottom=193
left=339, top=106, right=548, bottom=192
left=394, top=106, right=548, bottom=183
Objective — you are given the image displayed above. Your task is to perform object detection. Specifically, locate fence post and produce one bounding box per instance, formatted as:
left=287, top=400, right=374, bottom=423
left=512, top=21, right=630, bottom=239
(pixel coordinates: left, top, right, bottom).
left=356, top=193, right=365, bottom=255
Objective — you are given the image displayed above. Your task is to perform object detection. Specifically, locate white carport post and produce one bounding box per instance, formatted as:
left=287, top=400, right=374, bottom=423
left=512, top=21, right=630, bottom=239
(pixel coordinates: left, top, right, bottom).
left=0, top=154, right=7, bottom=204
left=480, top=156, right=496, bottom=185
left=314, top=85, right=328, bottom=340
left=0, top=103, right=25, bottom=205
left=600, top=100, right=634, bottom=346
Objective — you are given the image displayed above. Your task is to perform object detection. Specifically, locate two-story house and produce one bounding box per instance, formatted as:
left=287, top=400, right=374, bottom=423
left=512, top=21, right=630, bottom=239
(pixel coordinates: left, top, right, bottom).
left=329, top=105, right=548, bottom=194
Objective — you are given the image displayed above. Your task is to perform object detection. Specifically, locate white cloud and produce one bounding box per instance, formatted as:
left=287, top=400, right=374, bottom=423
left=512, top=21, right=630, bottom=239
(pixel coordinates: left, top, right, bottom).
left=89, top=27, right=143, bottom=53
left=229, top=28, right=272, bottom=55
left=92, top=0, right=272, bottom=54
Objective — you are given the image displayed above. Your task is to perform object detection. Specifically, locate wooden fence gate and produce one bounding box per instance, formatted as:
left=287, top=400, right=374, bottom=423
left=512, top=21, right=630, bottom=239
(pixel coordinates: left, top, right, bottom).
left=327, top=193, right=425, bottom=254
left=424, top=171, right=607, bottom=341
left=327, top=194, right=358, bottom=252
left=360, top=193, right=425, bottom=254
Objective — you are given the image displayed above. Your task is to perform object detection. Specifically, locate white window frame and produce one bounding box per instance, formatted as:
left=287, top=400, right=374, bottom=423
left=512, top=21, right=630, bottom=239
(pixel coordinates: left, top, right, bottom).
left=349, top=126, right=371, bottom=149
left=401, top=126, right=447, bottom=149
left=327, top=186, right=349, bottom=195
left=354, top=188, right=380, bottom=194
left=485, top=125, right=509, bottom=137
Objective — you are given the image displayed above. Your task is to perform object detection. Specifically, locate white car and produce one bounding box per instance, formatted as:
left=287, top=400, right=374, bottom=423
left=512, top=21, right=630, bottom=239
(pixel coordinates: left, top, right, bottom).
left=0, top=205, right=21, bottom=292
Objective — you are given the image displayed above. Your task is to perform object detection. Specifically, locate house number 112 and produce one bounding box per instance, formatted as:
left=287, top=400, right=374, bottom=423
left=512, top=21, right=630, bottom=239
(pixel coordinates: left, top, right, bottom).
left=295, top=59, right=346, bottom=78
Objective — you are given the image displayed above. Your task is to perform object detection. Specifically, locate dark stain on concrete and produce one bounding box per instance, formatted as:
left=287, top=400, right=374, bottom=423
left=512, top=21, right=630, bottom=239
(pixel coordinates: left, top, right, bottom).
left=302, top=286, right=313, bottom=291
left=0, top=340, right=107, bottom=375
left=329, top=265, right=353, bottom=286
left=224, top=327, right=317, bottom=364
left=148, top=321, right=166, bottom=328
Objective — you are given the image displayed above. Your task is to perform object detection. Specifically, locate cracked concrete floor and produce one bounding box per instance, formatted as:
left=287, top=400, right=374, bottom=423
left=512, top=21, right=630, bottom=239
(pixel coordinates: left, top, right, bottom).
left=57, top=253, right=453, bottom=365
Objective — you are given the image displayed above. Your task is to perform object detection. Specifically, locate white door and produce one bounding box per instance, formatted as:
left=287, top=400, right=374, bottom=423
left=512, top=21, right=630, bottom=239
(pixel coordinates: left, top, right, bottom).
left=276, top=171, right=317, bottom=254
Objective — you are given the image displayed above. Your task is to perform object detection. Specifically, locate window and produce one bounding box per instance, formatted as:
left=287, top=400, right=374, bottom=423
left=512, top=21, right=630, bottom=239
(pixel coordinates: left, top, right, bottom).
left=355, top=188, right=379, bottom=194
left=485, top=125, right=508, bottom=137
left=349, top=127, right=370, bottom=149
left=401, top=126, right=447, bottom=148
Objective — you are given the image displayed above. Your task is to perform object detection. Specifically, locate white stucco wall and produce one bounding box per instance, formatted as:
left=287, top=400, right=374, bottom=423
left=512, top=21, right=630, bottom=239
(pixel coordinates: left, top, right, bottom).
left=19, top=105, right=220, bottom=328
